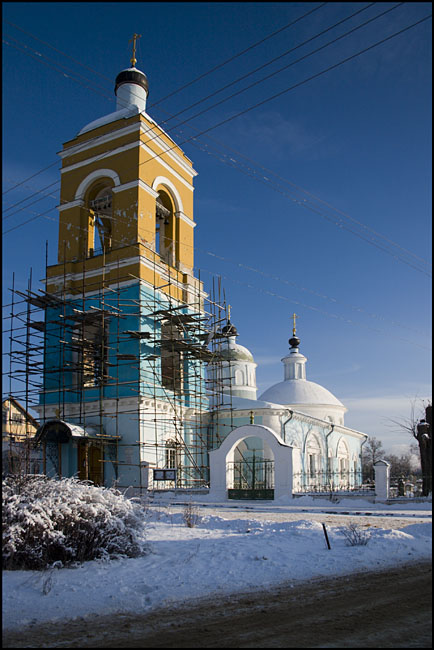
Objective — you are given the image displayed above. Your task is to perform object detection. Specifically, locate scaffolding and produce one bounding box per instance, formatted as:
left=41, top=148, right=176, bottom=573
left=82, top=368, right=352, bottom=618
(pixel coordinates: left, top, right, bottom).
left=3, top=240, right=238, bottom=492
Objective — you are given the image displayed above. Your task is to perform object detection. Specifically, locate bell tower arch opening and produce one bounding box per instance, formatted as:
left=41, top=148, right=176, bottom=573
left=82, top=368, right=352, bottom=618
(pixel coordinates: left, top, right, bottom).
left=87, top=183, right=113, bottom=257
left=155, top=189, right=175, bottom=266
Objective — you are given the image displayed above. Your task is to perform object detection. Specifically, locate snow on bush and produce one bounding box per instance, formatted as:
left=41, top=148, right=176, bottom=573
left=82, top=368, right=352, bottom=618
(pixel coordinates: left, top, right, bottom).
left=2, top=475, right=147, bottom=570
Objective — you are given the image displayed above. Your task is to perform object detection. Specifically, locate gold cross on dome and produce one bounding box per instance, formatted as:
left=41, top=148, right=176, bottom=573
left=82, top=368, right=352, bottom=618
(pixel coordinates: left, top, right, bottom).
left=292, top=313, right=298, bottom=336
left=129, top=33, right=141, bottom=67
left=227, top=304, right=231, bottom=321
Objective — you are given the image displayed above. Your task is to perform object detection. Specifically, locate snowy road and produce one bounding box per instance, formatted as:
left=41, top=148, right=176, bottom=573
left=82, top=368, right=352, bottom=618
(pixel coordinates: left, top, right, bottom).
left=3, top=561, right=432, bottom=648
left=3, top=495, right=431, bottom=646
left=150, top=499, right=432, bottom=530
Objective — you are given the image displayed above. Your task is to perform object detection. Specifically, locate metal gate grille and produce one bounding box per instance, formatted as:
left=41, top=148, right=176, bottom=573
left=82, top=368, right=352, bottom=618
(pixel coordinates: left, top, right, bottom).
left=227, top=458, right=274, bottom=500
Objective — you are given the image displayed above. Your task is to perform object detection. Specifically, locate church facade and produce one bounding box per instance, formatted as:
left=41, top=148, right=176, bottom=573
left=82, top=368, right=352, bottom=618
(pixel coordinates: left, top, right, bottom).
left=206, top=320, right=367, bottom=499
left=32, top=52, right=368, bottom=499
left=34, top=57, right=210, bottom=490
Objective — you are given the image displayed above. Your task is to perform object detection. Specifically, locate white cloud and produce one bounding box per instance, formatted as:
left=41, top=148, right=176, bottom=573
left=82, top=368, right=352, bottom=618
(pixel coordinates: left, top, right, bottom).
left=344, top=394, right=431, bottom=453
left=232, top=110, right=331, bottom=161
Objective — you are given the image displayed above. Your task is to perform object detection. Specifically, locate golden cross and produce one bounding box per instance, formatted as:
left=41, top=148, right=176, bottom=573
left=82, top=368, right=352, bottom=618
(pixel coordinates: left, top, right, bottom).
left=292, top=313, right=298, bottom=336
left=129, top=33, right=141, bottom=67
left=227, top=304, right=231, bottom=321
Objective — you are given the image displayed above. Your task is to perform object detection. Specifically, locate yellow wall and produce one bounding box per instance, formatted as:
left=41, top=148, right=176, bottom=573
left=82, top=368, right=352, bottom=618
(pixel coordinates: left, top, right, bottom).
left=58, top=112, right=197, bottom=279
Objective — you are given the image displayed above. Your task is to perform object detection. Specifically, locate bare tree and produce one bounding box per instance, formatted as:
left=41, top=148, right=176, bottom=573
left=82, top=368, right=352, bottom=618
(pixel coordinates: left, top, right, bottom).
left=384, top=452, right=412, bottom=477
left=362, top=437, right=385, bottom=480
left=389, top=401, right=432, bottom=497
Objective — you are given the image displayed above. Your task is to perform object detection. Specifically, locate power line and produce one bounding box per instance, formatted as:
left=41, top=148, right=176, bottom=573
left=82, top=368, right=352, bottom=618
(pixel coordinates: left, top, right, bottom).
left=195, top=267, right=432, bottom=351
left=3, top=18, right=114, bottom=84
left=180, top=14, right=432, bottom=148
left=4, top=198, right=430, bottom=345
left=1, top=4, right=327, bottom=198
left=185, top=130, right=432, bottom=272
left=1, top=3, right=376, bottom=206
left=148, top=3, right=328, bottom=108
left=3, top=180, right=59, bottom=218
left=3, top=12, right=431, bottom=277
left=160, top=2, right=380, bottom=125
left=2, top=161, right=59, bottom=197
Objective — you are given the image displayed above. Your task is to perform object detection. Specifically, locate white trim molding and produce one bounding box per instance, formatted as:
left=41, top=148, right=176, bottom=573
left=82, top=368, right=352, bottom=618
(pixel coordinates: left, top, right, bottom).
left=58, top=199, right=85, bottom=212
left=58, top=123, right=142, bottom=160
left=62, top=142, right=138, bottom=176
left=74, top=169, right=121, bottom=200
left=152, top=176, right=184, bottom=213
left=176, top=211, right=196, bottom=228
left=112, top=179, right=159, bottom=198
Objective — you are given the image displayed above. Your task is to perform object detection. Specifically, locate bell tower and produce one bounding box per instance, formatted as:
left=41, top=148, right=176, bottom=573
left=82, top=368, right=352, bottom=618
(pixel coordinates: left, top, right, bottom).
left=47, top=50, right=199, bottom=304
left=37, top=48, right=210, bottom=490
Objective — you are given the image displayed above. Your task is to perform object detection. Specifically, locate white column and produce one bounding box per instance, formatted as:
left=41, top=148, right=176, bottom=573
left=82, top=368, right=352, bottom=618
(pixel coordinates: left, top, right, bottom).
left=374, top=460, right=390, bottom=501
left=208, top=448, right=228, bottom=501
left=274, top=444, right=293, bottom=500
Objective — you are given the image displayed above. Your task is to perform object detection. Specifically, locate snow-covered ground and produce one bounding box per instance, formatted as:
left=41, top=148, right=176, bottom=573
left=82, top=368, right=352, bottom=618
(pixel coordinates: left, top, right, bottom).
left=3, top=495, right=432, bottom=632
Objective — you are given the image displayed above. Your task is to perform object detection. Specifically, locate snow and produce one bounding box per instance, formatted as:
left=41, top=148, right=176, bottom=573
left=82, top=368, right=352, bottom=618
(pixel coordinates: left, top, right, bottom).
left=3, top=495, right=431, bottom=632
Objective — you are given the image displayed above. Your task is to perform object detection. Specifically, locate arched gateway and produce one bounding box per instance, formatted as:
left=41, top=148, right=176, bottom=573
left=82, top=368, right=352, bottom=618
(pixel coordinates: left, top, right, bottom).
left=208, top=424, right=293, bottom=501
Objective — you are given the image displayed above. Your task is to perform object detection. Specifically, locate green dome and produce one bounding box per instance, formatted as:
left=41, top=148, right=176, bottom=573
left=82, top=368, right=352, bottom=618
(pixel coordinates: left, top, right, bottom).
left=218, top=343, right=254, bottom=363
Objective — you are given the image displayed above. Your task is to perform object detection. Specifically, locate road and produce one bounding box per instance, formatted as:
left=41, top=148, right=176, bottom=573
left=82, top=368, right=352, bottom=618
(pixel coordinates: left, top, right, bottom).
left=3, top=561, right=431, bottom=648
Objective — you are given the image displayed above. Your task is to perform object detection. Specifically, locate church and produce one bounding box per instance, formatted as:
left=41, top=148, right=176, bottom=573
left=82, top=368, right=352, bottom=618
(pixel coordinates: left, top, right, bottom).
left=206, top=314, right=367, bottom=500
left=33, top=45, right=368, bottom=500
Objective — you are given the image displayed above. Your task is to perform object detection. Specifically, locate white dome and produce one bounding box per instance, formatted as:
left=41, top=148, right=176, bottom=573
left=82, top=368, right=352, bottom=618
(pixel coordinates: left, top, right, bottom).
left=219, top=341, right=254, bottom=363
left=259, top=379, right=344, bottom=408
left=208, top=333, right=257, bottom=403
left=257, top=334, right=347, bottom=424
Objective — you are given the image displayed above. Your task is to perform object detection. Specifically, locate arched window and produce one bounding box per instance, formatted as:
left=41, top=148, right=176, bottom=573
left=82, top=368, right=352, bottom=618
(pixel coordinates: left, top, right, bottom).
left=305, top=434, right=322, bottom=479
left=160, top=320, right=183, bottom=393
left=155, top=191, right=175, bottom=265
left=337, top=439, right=350, bottom=487
left=87, top=185, right=113, bottom=256
left=72, top=316, right=109, bottom=389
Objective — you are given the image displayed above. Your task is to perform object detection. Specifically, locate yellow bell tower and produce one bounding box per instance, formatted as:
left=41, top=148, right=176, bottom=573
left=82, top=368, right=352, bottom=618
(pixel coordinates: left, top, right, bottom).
left=46, top=50, right=199, bottom=304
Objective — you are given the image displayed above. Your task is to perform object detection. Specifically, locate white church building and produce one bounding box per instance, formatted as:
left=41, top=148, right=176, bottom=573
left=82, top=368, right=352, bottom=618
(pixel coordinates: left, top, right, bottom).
left=206, top=316, right=368, bottom=500
left=26, top=44, right=369, bottom=502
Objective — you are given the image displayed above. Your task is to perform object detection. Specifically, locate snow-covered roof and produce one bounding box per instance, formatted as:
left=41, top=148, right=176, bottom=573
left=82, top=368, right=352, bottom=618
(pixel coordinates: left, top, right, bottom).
left=78, top=106, right=141, bottom=135
left=259, top=379, right=345, bottom=409
left=35, top=420, right=104, bottom=443
left=230, top=395, right=284, bottom=410
left=218, top=342, right=255, bottom=363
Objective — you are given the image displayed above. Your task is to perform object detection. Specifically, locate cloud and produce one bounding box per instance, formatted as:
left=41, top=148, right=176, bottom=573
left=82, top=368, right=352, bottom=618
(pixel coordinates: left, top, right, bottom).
left=343, top=394, right=431, bottom=416
left=313, top=364, right=362, bottom=380
left=231, top=110, right=331, bottom=161
left=343, top=393, right=431, bottom=452
left=253, top=354, right=282, bottom=367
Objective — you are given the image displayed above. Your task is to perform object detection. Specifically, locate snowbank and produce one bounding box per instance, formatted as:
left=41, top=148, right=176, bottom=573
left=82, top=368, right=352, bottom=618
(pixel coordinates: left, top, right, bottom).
left=3, top=504, right=431, bottom=631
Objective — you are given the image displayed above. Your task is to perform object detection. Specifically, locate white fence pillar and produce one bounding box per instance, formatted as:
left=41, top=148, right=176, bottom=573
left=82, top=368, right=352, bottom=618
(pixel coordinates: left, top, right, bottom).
left=374, top=459, right=390, bottom=501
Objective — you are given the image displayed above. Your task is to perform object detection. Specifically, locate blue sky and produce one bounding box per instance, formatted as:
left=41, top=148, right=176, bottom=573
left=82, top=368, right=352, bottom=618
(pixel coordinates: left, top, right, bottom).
left=2, top=2, right=432, bottom=454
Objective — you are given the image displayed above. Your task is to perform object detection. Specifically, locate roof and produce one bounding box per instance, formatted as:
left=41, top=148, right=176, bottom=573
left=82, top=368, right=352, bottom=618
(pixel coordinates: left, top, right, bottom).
left=259, top=379, right=345, bottom=409
left=2, top=397, right=39, bottom=428
left=217, top=342, right=255, bottom=363
left=78, top=105, right=140, bottom=135
left=35, top=420, right=116, bottom=444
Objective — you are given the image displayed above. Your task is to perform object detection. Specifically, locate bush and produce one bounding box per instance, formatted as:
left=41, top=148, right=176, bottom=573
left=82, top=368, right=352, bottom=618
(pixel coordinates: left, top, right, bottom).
left=182, top=500, right=201, bottom=528
left=340, top=522, right=371, bottom=547
left=2, top=475, right=147, bottom=570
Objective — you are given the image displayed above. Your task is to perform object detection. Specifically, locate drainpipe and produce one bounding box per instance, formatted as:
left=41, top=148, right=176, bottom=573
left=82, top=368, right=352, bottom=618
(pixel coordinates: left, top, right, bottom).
left=325, top=424, right=334, bottom=483
left=360, top=434, right=369, bottom=482
left=281, top=409, right=294, bottom=443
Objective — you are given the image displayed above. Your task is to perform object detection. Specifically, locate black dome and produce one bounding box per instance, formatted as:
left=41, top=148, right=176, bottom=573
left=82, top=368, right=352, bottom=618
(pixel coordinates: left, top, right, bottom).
left=221, top=321, right=238, bottom=337
left=289, top=335, right=300, bottom=349
left=115, top=68, right=149, bottom=95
